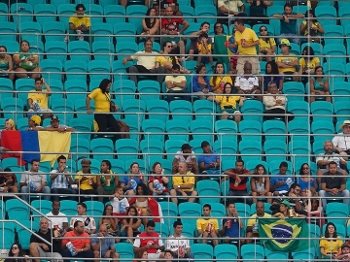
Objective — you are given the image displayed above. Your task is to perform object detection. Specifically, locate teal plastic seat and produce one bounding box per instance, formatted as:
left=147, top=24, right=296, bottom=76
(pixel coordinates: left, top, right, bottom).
left=181, top=6, right=194, bottom=23
left=41, top=59, right=63, bottom=81
left=189, top=139, right=203, bottom=155
left=115, top=42, right=138, bottom=60
left=112, top=60, right=133, bottom=80
left=288, top=140, right=311, bottom=163
left=57, top=4, right=75, bottom=25
left=169, top=100, right=193, bottom=123
left=154, top=222, right=168, bottom=239
left=115, top=243, right=134, bottom=260
left=115, top=139, right=139, bottom=161
left=109, top=159, right=125, bottom=174
left=45, top=40, right=67, bottom=63
left=59, top=200, right=78, bottom=217
left=178, top=202, right=201, bottom=227
left=34, top=4, right=56, bottom=24
left=51, top=97, right=74, bottom=122
left=31, top=200, right=52, bottom=223
left=16, top=118, right=28, bottom=130
left=323, top=62, right=345, bottom=82
left=315, top=6, right=337, bottom=25
left=65, top=79, right=88, bottom=100
left=332, top=81, right=350, bottom=103
left=324, top=44, right=346, bottom=65
left=104, top=4, right=125, bottom=24
left=114, top=22, right=136, bottom=43
left=311, top=120, right=334, bottom=141
left=64, top=62, right=87, bottom=82
left=112, top=79, right=136, bottom=103
left=263, top=120, right=286, bottom=141
left=334, top=101, right=350, bottom=122
left=1, top=157, right=21, bottom=170
left=196, top=180, right=220, bottom=204
left=241, top=244, right=264, bottom=260
left=190, top=119, right=214, bottom=145
left=43, top=22, right=65, bottom=42
left=165, top=139, right=187, bottom=158
left=51, top=0, right=70, bottom=8
left=68, top=41, right=91, bottom=63
left=146, top=99, right=169, bottom=121
left=288, top=119, right=310, bottom=140
left=292, top=247, right=315, bottom=261
left=87, top=60, right=110, bottom=83
left=83, top=200, right=104, bottom=217
left=252, top=23, right=275, bottom=36
left=264, top=140, right=287, bottom=163
left=142, top=119, right=165, bottom=142
left=1, top=97, right=24, bottom=119
left=310, top=101, right=333, bottom=122
left=6, top=199, right=30, bottom=220
left=193, top=100, right=216, bottom=121
left=166, top=120, right=189, bottom=141
left=214, top=244, right=238, bottom=262
left=266, top=5, right=284, bottom=16
left=239, top=120, right=262, bottom=142
left=123, top=99, right=146, bottom=123
left=325, top=203, right=349, bottom=226
left=245, top=160, right=268, bottom=173
left=86, top=4, right=103, bottom=24
left=90, top=138, right=114, bottom=161
left=126, top=5, right=148, bottom=33
left=140, top=139, right=164, bottom=164
left=210, top=203, right=225, bottom=219
left=138, top=80, right=161, bottom=101
left=15, top=78, right=35, bottom=106
left=241, top=100, right=264, bottom=123
left=194, top=4, right=216, bottom=24
left=70, top=137, right=90, bottom=161
left=323, top=25, right=344, bottom=45
left=11, top=3, right=33, bottom=23
left=283, top=81, right=305, bottom=102
left=215, top=119, right=237, bottom=134
left=0, top=22, right=17, bottom=41
left=286, top=100, right=309, bottom=121
left=0, top=78, right=14, bottom=100
left=68, top=118, right=92, bottom=141
left=214, top=137, right=237, bottom=169
left=159, top=202, right=178, bottom=226
left=91, top=22, right=113, bottom=43
left=92, top=41, right=114, bottom=62
left=265, top=248, right=289, bottom=260
left=191, top=243, right=213, bottom=261
left=17, top=220, right=39, bottom=250
left=1, top=40, right=19, bottom=54
left=0, top=2, right=8, bottom=21
left=0, top=222, right=15, bottom=249
left=19, top=21, right=42, bottom=44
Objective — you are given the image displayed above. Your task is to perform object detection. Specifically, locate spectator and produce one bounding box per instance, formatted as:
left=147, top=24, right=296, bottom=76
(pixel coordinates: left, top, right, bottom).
left=196, top=204, right=219, bottom=246
left=165, top=221, right=194, bottom=260
left=161, top=24, right=186, bottom=58
left=309, top=65, right=331, bottom=103
left=50, top=155, right=77, bottom=201
left=20, top=159, right=50, bottom=203
left=61, top=220, right=93, bottom=262
left=97, top=160, right=118, bottom=202
left=141, top=7, right=160, bottom=42
left=320, top=222, right=343, bottom=259
left=192, top=65, right=214, bottom=100
left=0, top=45, right=14, bottom=81
left=304, top=187, right=325, bottom=228
left=153, top=0, right=180, bottom=16
left=98, top=204, right=118, bottom=236
left=319, top=161, right=349, bottom=210
left=148, top=161, right=169, bottom=198
left=213, top=22, right=229, bottom=64
left=0, top=167, right=18, bottom=193
left=69, top=4, right=91, bottom=42
left=333, top=120, right=350, bottom=161
left=210, top=62, right=233, bottom=94
left=156, top=41, right=186, bottom=74
left=161, top=6, right=189, bottom=35
left=110, top=186, right=129, bottom=217
left=188, top=22, right=211, bottom=61
left=270, top=161, right=293, bottom=196
left=197, top=141, right=221, bottom=179
left=272, top=200, right=299, bottom=218
left=120, top=162, right=144, bottom=196
left=5, top=243, right=30, bottom=262
left=172, top=143, right=199, bottom=175
left=119, top=0, right=151, bottom=8
left=28, top=115, right=44, bottom=131
left=196, top=32, right=214, bottom=69
left=246, top=201, right=271, bottom=244
left=275, top=39, right=299, bottom=81
left=45, top=115, right=75, bottom=132
left=234, top=62, right=261, bottom=101
left=46, top=200, right=69, bottom=236
left=29, top=218, right=63, bottom=262
left=298, top=46, right=320, bottom=85
left=217, top=0, right=246, bottom=25
left=75, top=158, right=98, bottom=198
left=334, top=243, right=350, bottom=261
left=120, top=206, right=142, bottom=244
left=299, top=9, right=324, bottom=43
left=221, top=203, right=244, bottom=244
left=2, top=118, right=16, bottom=131
left=227, top=27, right=239, bottom=75
left=123, top=40, right=165, bottom=85
left=165, top=64, right=188, bottom=103
left=273, top=3, right=304, bottom=44
left=134, top=250, right=148, bottom=262
left=27, top=78, right=53, bottom=119
left=214, top=82, right=246, bottom=124
left=296, top=163, right=317, bottom=195
left=282, top=183, right=306, bottom=216
left=163, top=250, right=174, bottom=262
left=263, top=81, right=294, bottom=122
left=91, top=224, right=119, bottom=261
left=250, top=164, right=272, bottom=203
left=133, top=220, right=165, bottom=260
left=69, top=202, right=97, bottom=235
left=246, top=0, right=273, bottom=26
left=262, top=61, right=283, bottom=94
left=258, top=25, right=276, bottom=62
left=223, top=159, right=252, bottom=205
left=13, top=40, right=41, bottom=79
left=169, top=161, right=198, bottom=205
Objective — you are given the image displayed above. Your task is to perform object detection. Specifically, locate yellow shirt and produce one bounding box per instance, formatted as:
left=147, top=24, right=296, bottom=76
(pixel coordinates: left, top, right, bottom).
left=320, top=236, right=343, bottom=257
left=210, top=76, right=233, bottom=93
left=247, top=213, right=271, bottom=227
left=196, top=217, right=219, bottom=231
left=165, top=75, right=187, bottom=91
left=299, top=57, right=320, bottom=72
left=172, top=172, right=195, bottom=191
left=275, top=54, right=298, bottom=73
left=75, top=171, right=96, bottom=190
left=234, top=28, right=259, bottom=55
left=28, top=90, right=49, bottom=109
left=88, top=88, right=110, bottom=113
left=215, top=95, right=240, bottom=110
left=155, top=55, right=172, bottom=66
left=131, top=51, right=159, bottom=70
left=69, top=14, right=91, bottom=28
left=301, top=21, right=321, bottom=36
left=259, top=38, right=276, bottom=50
left=197, top=43, right=212, bottom=55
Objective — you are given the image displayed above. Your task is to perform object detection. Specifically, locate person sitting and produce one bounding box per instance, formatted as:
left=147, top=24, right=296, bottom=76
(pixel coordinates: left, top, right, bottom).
left=192, top=65, right=214, bottom=100
left=196, top=204, right=219, bottom=246
left=69, top=4, right=91, bottom=41
left=45, top=115, right=75, bottom=132
left=299, top=9, right=324, bottom=43
left=148, top=161, right=169, bottom=199
left=304, top=187, right=325, bottom=228
left=96, top=159, right=118, bottom=202
left=298, top=46, right=320, bottom=85
left=28, top=115, right=44, bottom=131
left=13, top=40, right=41, bottom=79
left=161, top=24, right=186, bottom=59
left=120, top=162, right=144, bottom=197
left=210, top=62, right=233, bottom=94
left=172, top=143, right=199, bottom=175
left=217, top=0, right=246, bottom=25
left=46, top=200, right=69, bottom=237
left=197, top=141, right=221, bottom=179
left=154, top=0, right=181, bottom=16
left=69, top=202, right=97, bottom=235
left=141, top=7, right=160, bottom=42
left=333, top=120, right=350, bottom=161
left=246, top=201, right=271, bottom=244
left=250, top=164, right=272, bottom=203
left=0, top=167, right=18, bottom=193
left=234, top=62, right=261, bottom=101
left=5, top=243, right=30, bottom=262
left=334, top=243, right=350, bottom=261
left=91, top=224, right=120, bottom=261
left=246, top=0, right=272, bottom=26
left=160, top=6, right=189, bottom=35
left=221, top=203, right=244, bottom=245
left=164, top=64, right=188, bottom=103
left=272, top=200, right=299, bottom=218
left=120, top=206, right=142, bottom=244
left=320, top=222, right=343, bottom=260
left=258, top=25, right=276, bottom=62
left=156, top=41, right=190, bottom=74
left=110, top=186, right=129, bottom=217
left=75, top=158, right=98, bottom=199
left=262, top=61, right=283, bottom=94
left=297, top=163, right=317, bottom=195
left=0, top=45, right=14, bottom=81
left=309, top=65, right=331, bottom=103
left=188, top=22, right=211, bottom=61
left=196, top=32, right=214, bottom=69
left=275, top=39, right=299, bottom=81
left=98, top=204, right=118, bottom=237
left=27, top=78, right=53, bottom=119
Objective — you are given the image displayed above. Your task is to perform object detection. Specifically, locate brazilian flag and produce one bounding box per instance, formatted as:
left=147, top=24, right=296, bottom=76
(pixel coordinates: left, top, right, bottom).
left=258, top=218, right=309, bottom=252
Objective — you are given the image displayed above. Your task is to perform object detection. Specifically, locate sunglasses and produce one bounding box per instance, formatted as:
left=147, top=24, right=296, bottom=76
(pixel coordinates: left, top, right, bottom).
left=168, top=28, right=176, bottom=31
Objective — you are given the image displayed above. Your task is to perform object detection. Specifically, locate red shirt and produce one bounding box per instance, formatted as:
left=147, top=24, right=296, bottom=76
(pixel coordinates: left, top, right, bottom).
left=148, top=176, right=169, bottom=193
left=229, top=169, right=249, bottom=191
left=134, top=232, right=161, bottom=253
left=61, top=231, right=90, bottom=249
left=161, top=16, right=184, bottom=30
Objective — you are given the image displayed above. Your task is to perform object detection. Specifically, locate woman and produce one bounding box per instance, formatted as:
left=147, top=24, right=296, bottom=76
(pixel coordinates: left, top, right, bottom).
left=250, top=164, right=272, bottom=203
left=309, top=65, right=331, bottom=103
left=27, top=115, right=43, bottom=131
left=98, top=204, right=118, bottom=237
left=299, top=10, right=324, bottom=43
left=272, top=200, right=297, bottom=219
left=141, top=7, right=160, bottom=42
left=192, top=65, right=214, bottom=100
left=13, top=40, right=41, bottom=79
left=297, top=163, right=317, bottom=196
left=74, top=158, right=98, bottom=199
left=133, top=250, right=148, bottom=262
left=298, top=46, right=320, bottom=85
left=97, top=160, right=119, bottom=202
left=121, top=206, right=142, bottom=244
left=87, top=79, right=129, bottom=141
left=120, top=162, right=144, bottom=196
left=0, top=45, right=14, bottom=81
left=148, top=162, right=169, bottom=198
left=262, top=61, right=283, bottom=93
left=304, top=187, right=325, bottom=228
left=213, top=83, right=244, bottom=123
left=213, top=22, right=229, bottom=64
left=209, top=62, right=233, bottom=94
left=320, top=222, right=343, bottom=259
left=0, top=168, right=19, bottom=193
left=5, top=243, right=30, bottom=262
left=3, top=118, right=16, bottom=131
left=258, top=25, right=276, bottom=62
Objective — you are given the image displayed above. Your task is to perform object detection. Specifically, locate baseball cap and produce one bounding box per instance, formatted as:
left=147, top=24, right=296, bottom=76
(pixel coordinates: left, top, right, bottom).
left=51, top=115, right=59, bottom=121
left=280, top=200, right=291, bottom=209
left=279, top=39, right=291, bottom=49
left=342, top=243, right=350, bottom=250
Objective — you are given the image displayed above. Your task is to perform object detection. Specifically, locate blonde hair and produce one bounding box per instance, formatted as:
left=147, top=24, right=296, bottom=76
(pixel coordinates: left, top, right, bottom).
left=30, top=115, right=41, bottom=126
left=5, top=118, right=15, bottom=130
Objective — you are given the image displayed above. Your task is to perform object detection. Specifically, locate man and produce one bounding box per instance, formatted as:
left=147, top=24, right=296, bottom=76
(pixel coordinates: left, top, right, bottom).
left=333, top=120, right=350, bottom=161
left=154, top=0, right=181, bottom=16
left=281, top=183, right=304, bottom=215
left=75, top=158, right=98, bottom=197
left=69, top=202, right=96, bottom=235
left=221, top=203, right=244, bottom=244
left=29, top=218, right=63, bottom=262
left=133, top=220, right=165, bottom=260
left=217, top=0, right=246, bottom=25
left=188, top=22, right=211, bottom=61
left=319, top=161, right=349, bottom=210
left=164, top=64, right=188, bottom=103
left=172, top=143, right=199, bottom=175
left=165, top=221, right=194, bottom=260
left=234, top=62, right=261, bottom=101
left=123, top=40, right=165, bottom=85
left=45, top=115, right=75, bottom=132
left=27, top=77, right=53, bottom=119
left=61, top=220, right=93, bottom=262
left=20, top=159, right=51, bottom=202
left=196, top=204, right=219, bottom=246
left=275, top=39, right=299, bottom=80
left=69, top=4, right=91, bottom=41
left=155, top=41, right=177, bottom=73
left=246, top=201, right=271, bottom=244
left=197, top=141, right=221, bottom=179
left=161, top=24, right=186, bottom=57
left=46, top=200, right=69, bottom=237
left=50, top=155, right=77, bottom=201
left=170, top=161, right=198, bottom=204
left=223, top=159, right=252, bottom=205
left=269, top=161, right=293, bottom=196
left=119, top=0, right=151, bottom=8
left=91, top=224, right=119, bottom=262
left=0, top=167, right=18, bottom=193
left=161, top=6, right=189, bottom=35
left=273, top=3, right=304, bottom=44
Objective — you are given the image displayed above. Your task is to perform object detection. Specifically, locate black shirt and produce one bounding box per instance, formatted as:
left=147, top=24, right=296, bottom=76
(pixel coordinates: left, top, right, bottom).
left=30, top=229, right=60, bottom=252
left=321, top=171, right=346, bottom=189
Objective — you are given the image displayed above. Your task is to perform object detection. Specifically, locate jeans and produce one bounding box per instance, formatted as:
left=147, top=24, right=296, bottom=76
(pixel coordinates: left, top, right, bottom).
left=166, top=89, right=189, bottom=103
left=20, top=185, right=51, bottom=202
left=279, top=33, right=300, bottom=45
left=319, top=189, right=350, bottom=209
left=60, top=248, right=93, bottom=262
left=51, top=188, right=77, bottom=201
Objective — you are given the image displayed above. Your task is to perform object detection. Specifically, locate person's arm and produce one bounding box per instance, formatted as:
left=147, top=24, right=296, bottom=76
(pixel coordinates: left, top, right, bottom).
left=321, top=182, right=332, bottom=192
left=91, top=237, right=101, bottom=252
left=174, top=79, right=186, bottom=89
left=7, top=55, right=13, bottom=71
left=309, top=77, right=316, bottom=92
left=239, top=2, right=245, bottom=13
left=86, top=95, right=92, bottom=114
left=316, top=22, right=325, bottom=34
left=247, top=40, right=259, bottom=48
left=179, top=20, right=190, bottom=34
left=142, top=19, right=150, bottom=31
left=340, top=181, right=346, bottom=192
left=269, top=179, right=281, bottom=192
left=250, top=178, right=258, bottom=193
left=263, top=0, right=273, bottom=6
left=262, top=95, right=276, bottom=108
left=122, top=55, right=134, bottom=65
left=298, top=59, right=304, bottom=75
left=273, top=14, right=284, bottom=19
left=192, top=76, right=202, bottom=92
left=197, top=220, right=203, bottom=235
left=299, top=21, right=307, bottom=35
left=290, top=13, right=305, bottom=19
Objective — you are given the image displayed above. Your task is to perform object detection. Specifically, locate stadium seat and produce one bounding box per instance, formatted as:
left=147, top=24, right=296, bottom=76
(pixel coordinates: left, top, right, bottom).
left=41, top=59, right=63, bottom=81
left=332, top=81, right=350, bottom=103
left=193, top=100, right=216, bottom=121
left=87, top=60, right=110, bottom=83
left=315, top=6, right=337, bottom=25
left=142, top=119, right=165, bottom=142
left=109, top=159, right=125, bottom=174
left=180, top=6, right=194, bottom=23
left=286, top=100, right=309, bottom=121
left=1, top=97, right=24, bottom=120
left=265, top=248, right=289, bottom=260
left=45, top=41, right=67, bottom=63
left=34, top=4, right=56, bottom=24
left=325, top=203, right=349, bottom=226
left=263, top=120, right=286, bottom=141
left=51, top=0, right=70, bottom=7
left=74, top=0, right=95, bottom=5
left=311, top=120, right=335, bottom=142
left=283, top=81, right=305, bottom=101
left=16, top=118, right=28, bottom=130
left=91, top=22, right=113, bottom=43
left=288, top=119, right=310, bottom=140
left=189, top=139, right=203, bottom=155
left=190, top=119, right=214, bottom=145
left=196, top=180, right=220, bottom=204
left=241, top=100, right=264, bottom=123
left=0, top=222, right=15, bottom=249
left=241, top=244, right=264, bottom=260
left=0, top=2, right=7, bottom=21
left=111, top=60, right=133, bottom=80
left=334, top=101, right=350, bottom=122
left=0, top=22, right=17, bottom=41
left=126, top=5, right=148, bottom=33
left=57, top=4, right=75, bottom=25
left=70, top=137, right=90, bottom=161
left=90, top=138, right=114, bottom=160
left=115, top=243, right=134, bottom=260
left=15, top=78, right=35, bottom=106
left=164, top=139, right=187, bottom=157
left=0, top=78, right=14, bottom=100
left=68, top=118, right=92, bottom=141
left=147, top=100, right=169, bottom=121
left=239, top=140, right=262, bottom=162
left=64, top=61, right=87, bottom=82
left=191, top=243, right=213, bottom=261
left=323, top=62, right=345, bottom=82
left=288, top=139, right=311, bottom=163
left=140, top=139, right=164, bottom=164
left=324, top=44, right=346, bottom=65
left=115, top=139, right=139, bottom=161
left=115, top=42, right=138, bottom=61
left=239, top=120, right=262, bottom=142
left=245, top=160, right=268, bottom=174
left=58, top=200, right=78, bottom=216
left=92, top=41, right=114, bottom=62
left=138, top=80, right=161, bottom=101
left=1, top=157, right=22, bottom=170
left=83, top=200, right=104, bottom=216
left=154, top=222, right=168, bottom=239
left=323, top=25, right=344, bottom=45
left=292, top=247, right=316, bottom=261
left=19, top=21, right=42, bottom=44
left=264, top=140, right=287, bottom=163
left=123, top=99, right=146, bottom=123
left=104, top=5, right=125, bottom=24
left=11, top=3, right=33, bottom=23
left=214, top=137, right=237, bottom=169
left=17, top=220, right=39, bottom=250
left=114, top=22, right=136, bottom=43
left=86, top=4, right=103, bottom=24
left=252, top=23, right=275, bottom=36
left=166, top=120, right=189, bottom=141
left=43, top=22, right=65, bottom=43
left=65, top=80, right=88, bottom=101
left=169, top=100, right=193, bottom=123
left=178, top=202, right=201, bottom=227
left=194, top=5, right=216, bottom=24
left=159, top=201, right=178, bottom=227
left=31, top=200, right=52, bottom=223
left=300, top=42, right=323, bottom=56
left=68, top=41, right=91, bottom=62
left=6, top=199, right=30, bottom=220
left=267, top=5, right=284, bottom=17
left=310, top=101, right=333, bottom=122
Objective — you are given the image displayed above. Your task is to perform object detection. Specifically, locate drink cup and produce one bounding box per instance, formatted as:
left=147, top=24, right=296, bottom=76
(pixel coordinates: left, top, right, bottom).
left=227, top=220, right=232, bottom=229
left=89, top=178, right=93, bottom=185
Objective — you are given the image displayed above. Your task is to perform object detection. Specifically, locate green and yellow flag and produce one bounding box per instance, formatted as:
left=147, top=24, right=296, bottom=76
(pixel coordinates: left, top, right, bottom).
left=258, top=218, right=309, bottom=252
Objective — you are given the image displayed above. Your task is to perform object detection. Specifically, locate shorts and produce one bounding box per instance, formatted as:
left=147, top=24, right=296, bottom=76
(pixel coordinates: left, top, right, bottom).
left=37, top=245, right=63, bottom=262
left=148, top=251, right=161, bottom=259
left=175, top=190, right=192, bottom=196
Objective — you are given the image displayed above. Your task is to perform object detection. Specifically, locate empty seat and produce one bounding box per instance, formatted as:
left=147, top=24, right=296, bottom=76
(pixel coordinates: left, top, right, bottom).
left=104, top=4, right=125, bottom=24
left=34, top=4, right=56, bottom=24
left=11, top=3, right=33, bottom=23
left=68, top=41, right=91, bottom=62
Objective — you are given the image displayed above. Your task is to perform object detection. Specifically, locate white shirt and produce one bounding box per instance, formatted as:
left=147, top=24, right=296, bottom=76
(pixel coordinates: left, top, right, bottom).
left=234, top=75, right=259, bottom=91
left=20, top=171, right=46, bottom=187
left=262, top=93, right=287, bottom=111
left=175, top=150, right=196, bottom=163
left=46, top=211, right=68, bottom=229
left=332, top=133, right=350, bottom=151
left=316, top=152, right=345, bottom=168
left=111, top=196, right=129, bottom=214
left=165, top=234, right=190, bottom=252
left=131, top=51, right=159, bottom=70
left=69, top=215, right=96, bottom=230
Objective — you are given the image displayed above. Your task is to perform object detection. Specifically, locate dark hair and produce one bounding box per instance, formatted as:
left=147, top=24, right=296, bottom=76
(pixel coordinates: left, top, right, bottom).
left=235, top=19, right=244, bottom=25
left=129, top=162, right=139, bottom=173
left=126, top=206, right=139, bottom=224
left=284, top=3, right=292, bottom=10
left=163, top=41, right=172, bottom=49
left=223, top=82, right=233, bottom=94
left=103, top=204, right=113, bottom=216
left=302, top=46, right=314, bottom=60
left=172, top=64, right=180, bottom=71
left=329, top=161, right=338, bottom=167
left=173, top=220, right=183, bottom=228
left=325, top=222, right=338, bottom=238
left=57, top=155, right=66, bottom=163
left=203, top=204, right=211, bottom=210
left=164, top=250, right=174, bottom=257
left=290, top=183, right=300, bottom=190
left=236, top=159, right=245, bottom=166
left=212, top=61, right=225, bottom=84
left=145, top=7, right=156, bottom=29
left=199, top=32, right=208, bottom=40
left=195, top=64, right=206, bottom=74
left=4, top=167, right=12, bottom=172
left=265, top=61, right=279, bottom=75
left=314, top=65, right=324, bottom=75
left=73, top=220, right=82, bottom=228
left=201, top=141, right=210, bottom=148
left=0, top=45, right=7, bottom=52
left=305, top=9, right=318, bottom=22
left=8, top=243, right=25, bottom=257
left=214, top=22, right=224, bottom=34
left=259, top=25, right=274, bottom=44
left=78, top=202, right=87, bottom=210
left=279, top=161, right=288, bottom=168
left=299, top=163, right=310, bottom=175
left=31, top=159, right=40, bottom=164
left=76, top=4, right=85, bottom=11
left=20, top=40, right=30, bottom=48
left=136, top=183, right=149, bottom=196
left=99, top=79, right=111, bottom=94
left=101, top=160, right=112, bottom=171
left=200, top=22, right=210, bottom=29
left=144, top=39, right=153, bottom=47
left=151, top=161, right=162, bottom=173
left=253, top=164, right=267, bottom=175
left=146, top=220, right=156, bottom=227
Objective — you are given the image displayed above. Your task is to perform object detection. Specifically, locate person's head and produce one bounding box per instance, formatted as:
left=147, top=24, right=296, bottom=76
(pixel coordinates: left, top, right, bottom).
left=163, top=41, right=173, bottom=53
left=254, top=164, right=266, bottom=175
left=136, top=183, right=149, bottom=196
left=198, top=32, right=209, bottom=43
left=100, top=160, right=111, bottom=173
left=136, top=250, right=148, bottom=259
left=243, top=62, right=252, bottom=75
left=152, top=162, right=163, bottom=174
left=214, top=61, right=225, bottom=74
left=4, top=118, right=15, bottom=130
left=181, top=143, right=192, bottom=159
left=74, top=220, right=85, bottom=234
left=52, top=200, right=60, bottom=213
left=171, top=64, right=181, bottom=75
left=173, top=220, right=183, bottom=235
left=129, top=162, right=140, bottom=174
left=266, top=61, right=279, bottom=75
left=39, top=218, right=49, bottom=232
left=164, top=250, right=174, bottom=260
left=144, top=39, right=153, bottom=52
left=98, top=223, right=108, bottom=237
left=75, top=4, right=85, bottom=16
left=279, top=39, right=291, bottom=54
left=305, top=9, right=316, bottom=20
left=235, top=159, right=245, bottom=172
left=267, top=81, right=278, bottom=94
left=81, top=158, right=91, bottom=172
left=56, top=155, right=67, bottom=169
left=177, top=161, right=187, bottom=174
left=234, top=19, right=245, bottom=32
left=34, top=77, right=43, bottom=91
left=256, top=201, right=265, bottom=216
left=325, top=222, right=337, bottom=237
left=214, top=22, right=224, bottom=35
left=196, top=64, right=206, bottom=74
left=259, top=25, right=268, bottom=36
left=341, top=244, right=350, bottom=254
left=103, top=204, right=113, bottom=216
left=201, top=141, right=210, bottom=153
left=340, top=120, right=350, bottom=134
left=302, top=46, right=314, bottom=60
left=290, top=183, right=301, bottom=196
left=226, top=203, right=236, bottom=215
left=30, top=159, right=40, bottom=172
left=146, top=7, right=156, bottom=17
left=299, top=163, right=310, bottom=175
left=77, top=202, right=87, bottom=215
left=167, top=24, right=177, bottom=35
left=50, top=115, right=60, bottom=128
left=314, top=65, right=324, bottom=76
left=284, top=3, right=292, bottom=15
left=146, top=220, right=156, bottom=235
left=200, top=22, right=210, bottom=33
left=323, top=140, right=334, bottom=154
left=279, top=161, right=288, bottom=175
left=165, top=6, right=173, bottom=16
left=308, top=186, right=317, bottom=197
left=203, top=204, right=212, bottom=217
left=0, top=46, right=7, bottom=57
left=114, top=185, right=123, bottom=196
left=127, top=206, right=138, bottom=216
left=28, top=115, right=41, bottom=127
left=3, top=168, right=13, bottom=181
left=20, top=40, right=30, bottom=52
left=223, top=82, right=233, bottom=94
left=99, top=79, right=112, bottom=94
left=328, top=161, right=338, bottom=174
left=279, top=200, right=291, bottom=212
left=9, top=243, right=24, bottom=257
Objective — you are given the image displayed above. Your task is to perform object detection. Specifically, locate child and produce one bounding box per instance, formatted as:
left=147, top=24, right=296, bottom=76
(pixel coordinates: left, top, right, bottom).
left=197, top=32, right=214, bottom=68
left=110, top=186, right=129, bottom=218
left=221, top=203, right=244, bottom=245
left=120, top=206, right=142, bottom=243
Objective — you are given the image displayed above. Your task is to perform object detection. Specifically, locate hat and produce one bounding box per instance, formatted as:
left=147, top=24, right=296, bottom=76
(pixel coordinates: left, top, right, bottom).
left=340, top=120, right=350, bottom=129
left=181, top=144, right=192, bottom=151
left=279, top=39, right=291, bottom=49
left=280, top=200, right=291, bottom=209
left=51, top=115, right=59, bottom=121
left=30, top=115, right=41, bottom=126
left=342, top=243, right=350, bottom=250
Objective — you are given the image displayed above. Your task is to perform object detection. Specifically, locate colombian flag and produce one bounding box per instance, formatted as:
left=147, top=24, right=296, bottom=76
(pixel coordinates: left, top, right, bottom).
left=1, top=130, right=71, bottom=166
left=258, top=218, right=309, bottom=252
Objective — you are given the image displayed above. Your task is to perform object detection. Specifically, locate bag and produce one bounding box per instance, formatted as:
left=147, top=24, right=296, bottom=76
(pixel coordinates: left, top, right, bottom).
left=116, top=120, right=130, bottom=132
left=19, top=61, right=37, bottom=70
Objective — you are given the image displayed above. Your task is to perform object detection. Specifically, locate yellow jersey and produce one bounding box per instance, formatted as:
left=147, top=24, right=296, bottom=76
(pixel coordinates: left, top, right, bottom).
left=69, top=14, right=91, bottom=28
left=196, top=217, right=219, bottom=232
left=28, top=90, right=49, bottom=109
left=276, top=54, right=298, bottom=73
left=172, top=172, right=195, bottom=191
left=88, top=88, right=110, bottom=113
left=210, top=76, right=233, bottom=93
left=75, top=171, right=96, bottom=190
left=234, top=28, right=259, bottom=55
left=215, top=95, right=240, bottom=110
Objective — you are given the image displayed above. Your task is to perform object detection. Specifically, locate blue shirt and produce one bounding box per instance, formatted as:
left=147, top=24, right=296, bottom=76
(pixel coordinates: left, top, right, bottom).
left=297, top=177, right=315, bottom=191
left=222, top=218, right=240, bottom=238
left=270, top=175, right=290, bottom=192
left=192, top=76, right=211, bottom=92
left=197, top=150, right=220, bottom=167
left=91, top=233, right=115, bottom=255
left=121, top=176, right=142, bottom=191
